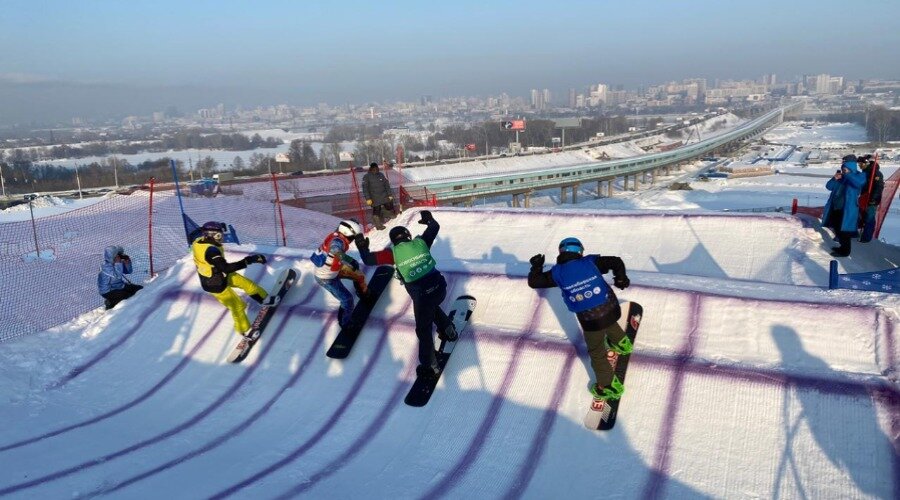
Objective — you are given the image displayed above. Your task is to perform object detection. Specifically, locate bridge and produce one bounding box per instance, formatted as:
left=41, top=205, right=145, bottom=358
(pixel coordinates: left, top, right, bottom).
left=413, top=102, right=804, bottom=207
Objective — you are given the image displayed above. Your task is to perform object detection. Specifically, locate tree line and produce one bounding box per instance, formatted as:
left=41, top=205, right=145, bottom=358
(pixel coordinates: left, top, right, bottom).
left=2, top=131, right=282, bottom=163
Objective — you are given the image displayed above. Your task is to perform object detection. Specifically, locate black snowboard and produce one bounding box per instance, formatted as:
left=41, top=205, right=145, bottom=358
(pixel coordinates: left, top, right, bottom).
left=227, top=268, right=298, bottom=364
left=404, top=295, right=477, bottom=407
left=584, top=301, right=643, bottom=430
left=325, top=266, right=395, bottom=359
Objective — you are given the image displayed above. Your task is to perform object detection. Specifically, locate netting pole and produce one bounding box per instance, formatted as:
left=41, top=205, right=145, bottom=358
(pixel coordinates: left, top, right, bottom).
left=348, top=163, right=369, bottom=232
left=271, top=173, right=287, bottom=246
left=395, top=145, right=404, bottom=212
left=148, top=177, right=155, bottom=276
left=170, top=159, right=186, bottom=217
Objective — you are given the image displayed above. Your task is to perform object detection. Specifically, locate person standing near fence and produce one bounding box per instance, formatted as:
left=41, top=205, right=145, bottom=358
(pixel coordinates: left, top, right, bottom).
left=822, top=155, right=866, bottom=257
left=857, top=155, right=884, bottom=243
left=362, top=162, right=398, bottom=230
left=192, top=222, right=271, bottom=338
left=98, top=245, right=143, bottom=309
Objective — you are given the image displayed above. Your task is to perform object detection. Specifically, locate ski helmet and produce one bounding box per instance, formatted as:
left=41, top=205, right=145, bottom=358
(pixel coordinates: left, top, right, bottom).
left=389, top=226, right=412, bottom=245
left=337, top=220, right=362, bottom=239
left=202, top=221, right=225, bottom=243
left=558, top=237, right=584, bottom=255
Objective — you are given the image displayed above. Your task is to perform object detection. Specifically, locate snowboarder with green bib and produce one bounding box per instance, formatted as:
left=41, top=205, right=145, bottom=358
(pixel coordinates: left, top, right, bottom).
left=355, top=210, right=457, bottom=378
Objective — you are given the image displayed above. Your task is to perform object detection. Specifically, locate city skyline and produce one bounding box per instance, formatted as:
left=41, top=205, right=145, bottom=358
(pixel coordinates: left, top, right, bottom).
left=2, top=0, right=899, bottom=124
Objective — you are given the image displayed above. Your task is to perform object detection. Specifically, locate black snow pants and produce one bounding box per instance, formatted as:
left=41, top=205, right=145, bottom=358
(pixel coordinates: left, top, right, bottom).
left=405, top=271, right=452, bottom=368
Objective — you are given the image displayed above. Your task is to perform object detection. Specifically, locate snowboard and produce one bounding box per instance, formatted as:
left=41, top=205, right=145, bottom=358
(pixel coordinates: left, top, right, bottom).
left=404, top=295, right=477, bottom=407
left=583, top=301, right=643, bottom=431
left=227, top=268, right=297, bottom=364
left=325, top=266, right=395, bottom=359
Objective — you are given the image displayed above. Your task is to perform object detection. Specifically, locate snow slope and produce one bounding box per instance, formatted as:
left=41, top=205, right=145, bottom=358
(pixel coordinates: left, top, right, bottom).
left=0, top=207, right=897, bottom=499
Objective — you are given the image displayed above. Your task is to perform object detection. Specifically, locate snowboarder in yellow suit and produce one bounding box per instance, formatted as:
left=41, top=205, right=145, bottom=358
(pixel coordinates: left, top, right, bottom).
left=192, top=221, right=271, bottom=335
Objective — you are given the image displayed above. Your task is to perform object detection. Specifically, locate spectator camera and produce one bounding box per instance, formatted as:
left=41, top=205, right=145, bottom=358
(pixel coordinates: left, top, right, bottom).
left=23, top=194, right=37, bottom=201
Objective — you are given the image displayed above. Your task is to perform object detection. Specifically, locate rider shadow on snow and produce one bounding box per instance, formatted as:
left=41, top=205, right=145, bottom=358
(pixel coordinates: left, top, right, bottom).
left=770, top=325, right=894, bottom=499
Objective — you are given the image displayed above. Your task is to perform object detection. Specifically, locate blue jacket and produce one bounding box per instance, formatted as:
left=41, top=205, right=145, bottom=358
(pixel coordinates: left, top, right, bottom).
left=97, top=245, right=133, bottom=295
left=822, top=160, right=866, bottom=232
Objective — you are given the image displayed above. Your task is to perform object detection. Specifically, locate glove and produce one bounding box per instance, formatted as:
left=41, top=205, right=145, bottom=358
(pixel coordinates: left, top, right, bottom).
left=346, top=256, right=360, bottom=271
left=614, top=275, right=630, bottom=290
left=529, top=254, right=545, bottom=269
left=366, top=199, right=373, bottom=206
left=245, top=254, right=266, bottom=265
left=418, top=210, right=434, bottom=225
left=353, top=234, right=369, bottom=251
left=120, top=254, right=131, bottom=261
left=310, top=251, right=326, bottom=267
left=388, top=196, right=394, bottom=201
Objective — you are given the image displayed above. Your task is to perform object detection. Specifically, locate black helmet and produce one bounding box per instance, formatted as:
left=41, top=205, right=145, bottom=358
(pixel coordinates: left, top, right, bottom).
left=369, top=162, right=379, bottom=170
left=389, top=226, right=412, bottom=245
left=202, top=221, right=225, bottom=243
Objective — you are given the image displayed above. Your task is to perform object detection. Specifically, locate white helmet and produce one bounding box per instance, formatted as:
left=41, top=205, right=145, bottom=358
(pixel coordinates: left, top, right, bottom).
left=337, top=220, right=362, bottom=238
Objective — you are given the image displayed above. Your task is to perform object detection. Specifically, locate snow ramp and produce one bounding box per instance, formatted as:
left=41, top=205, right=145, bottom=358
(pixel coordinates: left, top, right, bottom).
left=0, top=208, right=897, bottom=499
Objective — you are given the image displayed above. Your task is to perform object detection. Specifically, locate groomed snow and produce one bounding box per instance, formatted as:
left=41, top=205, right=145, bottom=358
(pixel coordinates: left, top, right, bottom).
left=0, top=206, right=897, bottom=499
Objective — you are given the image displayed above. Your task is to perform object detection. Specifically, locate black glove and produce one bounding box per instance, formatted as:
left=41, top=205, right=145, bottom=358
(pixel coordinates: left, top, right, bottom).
left=418, top=210, right=434, bottom=225
left=614, top=275, right=630, bottom=290
left=348, top=257, right=360, bottom=271
left=120, top=254, right=131, bottom=261
left=529, top=254, right=545, bottom=269
left=244, top=254, right=266, bottom=265
left=353, top=234, right=369, bottom=251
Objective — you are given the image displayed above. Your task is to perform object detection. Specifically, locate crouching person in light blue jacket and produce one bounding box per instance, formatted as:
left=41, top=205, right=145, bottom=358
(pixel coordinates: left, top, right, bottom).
left=98, top=245, right=143, bottom=309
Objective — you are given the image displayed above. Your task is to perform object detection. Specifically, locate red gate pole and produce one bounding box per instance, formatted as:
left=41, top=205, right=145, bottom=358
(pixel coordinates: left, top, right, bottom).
left=148, top=177, right=155, bottom=276
left=348, top=162, right=369, bottom=232
left=271, top=173, right=287, bottom=246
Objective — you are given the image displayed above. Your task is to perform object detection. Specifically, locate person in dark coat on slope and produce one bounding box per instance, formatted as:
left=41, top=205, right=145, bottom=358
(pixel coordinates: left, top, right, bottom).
left=822, top=155, right=866, bottom=257
left=97, top=245, right=143, bottom=309
left=361, top=162, right=398, bottom=230
left=857, top=155, right=884, bottom=243
left=528, top=238, right=631, bottom=401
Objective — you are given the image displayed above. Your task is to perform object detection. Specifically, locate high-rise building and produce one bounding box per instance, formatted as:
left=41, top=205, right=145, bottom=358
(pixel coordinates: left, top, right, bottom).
left=568, top=88, right=577, bottom=108
left=589, top=84, right=608, bottom=106
left=815, top=74, right=832, bottom=94
left=542, top=88, right=551, bottom=108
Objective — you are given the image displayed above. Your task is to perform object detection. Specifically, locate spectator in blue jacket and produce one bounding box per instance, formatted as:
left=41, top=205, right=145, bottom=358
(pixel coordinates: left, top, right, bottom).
left=97, top=245, right=143, bottom=309
left=822, top=155, right=867, bottom=257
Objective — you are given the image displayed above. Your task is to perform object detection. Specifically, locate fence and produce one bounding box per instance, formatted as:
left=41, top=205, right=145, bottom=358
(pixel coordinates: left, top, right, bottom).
left=0, top=165, right=438, bottom=342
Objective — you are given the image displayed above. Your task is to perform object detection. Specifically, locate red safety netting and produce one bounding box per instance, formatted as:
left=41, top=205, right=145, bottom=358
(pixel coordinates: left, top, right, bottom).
left=1, top=162, right=446, bottom=342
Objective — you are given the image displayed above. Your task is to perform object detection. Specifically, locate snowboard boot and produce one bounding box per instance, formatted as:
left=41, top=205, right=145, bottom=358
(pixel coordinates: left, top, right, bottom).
left=416, top=362, right=440, bottom=379
left=591, top=375, right=625, bottom=401
left=337, top=307, right=349, bottom=328
left=104, top=298, right=114, bottom=310
left=250, top=293, right=265, bottom=305
left=606, top=335, right=633, bottom=356
left=372, top=214, right=385, bottom=231
left=261, top=294, right=280, bottom=307
left=438, top=323, right=458, bottom=342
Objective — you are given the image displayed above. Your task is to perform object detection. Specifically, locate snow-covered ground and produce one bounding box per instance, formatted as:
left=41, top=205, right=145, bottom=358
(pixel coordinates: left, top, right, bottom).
left=763, top=121, right=869, bottom=149
left=0, top=195, right=112, bottom=223
left=0, top=118, right=897, bottom=498
left=0, top=205, right=897, bottom=498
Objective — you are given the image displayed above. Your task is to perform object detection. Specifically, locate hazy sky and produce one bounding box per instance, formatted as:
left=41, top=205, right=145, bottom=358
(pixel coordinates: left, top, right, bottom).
left=1, top=0, right=899, bottom=122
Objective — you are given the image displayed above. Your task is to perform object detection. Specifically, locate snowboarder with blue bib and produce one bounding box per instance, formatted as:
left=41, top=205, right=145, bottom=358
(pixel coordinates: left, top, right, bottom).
left=528, top=238, right=631, bottom=401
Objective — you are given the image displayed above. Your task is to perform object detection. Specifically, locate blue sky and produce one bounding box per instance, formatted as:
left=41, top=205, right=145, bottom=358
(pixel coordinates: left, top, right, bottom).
left=1, top=0, right=899, bottom=104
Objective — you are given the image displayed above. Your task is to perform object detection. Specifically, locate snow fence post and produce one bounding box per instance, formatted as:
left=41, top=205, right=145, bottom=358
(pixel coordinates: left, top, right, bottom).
left=271, top=173, right=287, bottom=246
left=828, top=260, right=839, bottom=289
left=148, top=177, right=155, bottom=276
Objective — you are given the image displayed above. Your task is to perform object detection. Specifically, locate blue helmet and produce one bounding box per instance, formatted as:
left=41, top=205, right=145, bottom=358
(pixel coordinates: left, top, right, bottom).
left=558, top=237, right=584, bottom=254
